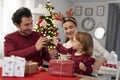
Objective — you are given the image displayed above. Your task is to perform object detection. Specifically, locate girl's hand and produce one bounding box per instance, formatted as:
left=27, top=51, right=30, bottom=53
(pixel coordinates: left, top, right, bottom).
left=79, top=62, right=86, bottom=71
left=53, top=36, right=59, bottom=45
left=66, top=53, right=71, bottom=59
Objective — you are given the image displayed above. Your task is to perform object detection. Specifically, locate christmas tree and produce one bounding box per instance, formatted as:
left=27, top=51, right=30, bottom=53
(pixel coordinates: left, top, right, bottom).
left=34, top=1, right=61, bottom=50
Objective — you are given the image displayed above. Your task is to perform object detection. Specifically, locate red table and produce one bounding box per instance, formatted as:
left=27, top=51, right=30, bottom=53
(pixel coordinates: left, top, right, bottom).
left=0, top=68, right=79, bottom=80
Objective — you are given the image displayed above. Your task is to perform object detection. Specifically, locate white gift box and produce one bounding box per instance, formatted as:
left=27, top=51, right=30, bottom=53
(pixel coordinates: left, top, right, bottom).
left=2, top=57, right=15, bottom=77
left=2, top=56, right=26, bottom=77
left=14, top=57, right=26, bottom=77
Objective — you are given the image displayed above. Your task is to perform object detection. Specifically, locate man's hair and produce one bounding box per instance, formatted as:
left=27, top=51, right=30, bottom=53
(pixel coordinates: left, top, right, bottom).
left=12, top=7, right=32, bottom=25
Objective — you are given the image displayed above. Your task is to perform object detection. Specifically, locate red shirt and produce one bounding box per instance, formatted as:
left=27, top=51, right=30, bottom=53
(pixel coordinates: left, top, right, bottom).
left=4, top=31, right=51, bottom=66
left=56, top=43, right=95, bottom=76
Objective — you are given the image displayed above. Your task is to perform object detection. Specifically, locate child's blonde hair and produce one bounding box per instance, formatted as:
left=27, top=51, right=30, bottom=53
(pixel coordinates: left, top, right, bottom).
left=75, top=32, right=93, bottom=55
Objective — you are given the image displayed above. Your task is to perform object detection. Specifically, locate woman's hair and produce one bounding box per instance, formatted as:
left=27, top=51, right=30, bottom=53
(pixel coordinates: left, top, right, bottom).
left=62, top=17, right=77, bottom=42
left=62, top=17, right=77, bottom=26
left=75, top=32, right=93, bottom=56
left=12, top=7, right=32, bottom=25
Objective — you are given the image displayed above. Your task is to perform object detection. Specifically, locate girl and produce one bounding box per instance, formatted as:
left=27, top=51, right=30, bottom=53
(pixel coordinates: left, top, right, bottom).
left=53, top=32, right=95, bottom=76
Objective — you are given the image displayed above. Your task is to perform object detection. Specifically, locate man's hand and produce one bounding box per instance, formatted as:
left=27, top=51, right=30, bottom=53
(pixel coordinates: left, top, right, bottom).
left=35, top=37, right=48, bottom=51
left=48, top=48, right=58, bottom=59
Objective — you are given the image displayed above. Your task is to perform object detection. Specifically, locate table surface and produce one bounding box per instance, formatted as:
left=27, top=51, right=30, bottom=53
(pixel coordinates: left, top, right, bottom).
left=0, top=68, right=103, bottom=80
left=0, top=68, right=79, bottom=80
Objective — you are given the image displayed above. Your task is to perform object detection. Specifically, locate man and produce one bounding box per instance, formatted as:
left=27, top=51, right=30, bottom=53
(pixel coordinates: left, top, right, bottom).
left=4, top=7, right=51, bottom=66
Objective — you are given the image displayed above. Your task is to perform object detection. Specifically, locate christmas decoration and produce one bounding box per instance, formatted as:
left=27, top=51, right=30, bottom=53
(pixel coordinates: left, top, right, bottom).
left=34, top=1, right=62, bottom=50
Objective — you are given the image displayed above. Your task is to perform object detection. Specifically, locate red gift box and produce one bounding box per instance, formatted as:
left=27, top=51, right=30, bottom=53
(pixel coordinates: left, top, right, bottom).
left=48, top=59, right=74, bottom=77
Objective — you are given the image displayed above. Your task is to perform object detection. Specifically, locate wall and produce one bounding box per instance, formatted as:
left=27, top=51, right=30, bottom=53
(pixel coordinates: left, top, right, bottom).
left=73, top=2, right=109, bottom=47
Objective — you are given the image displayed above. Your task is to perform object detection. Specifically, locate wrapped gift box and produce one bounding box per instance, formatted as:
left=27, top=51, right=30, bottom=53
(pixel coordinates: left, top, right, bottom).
left=2, top=56, right=26, bottom=77
left=14, top=57, right=26, bottom=77
left=25, top=61, right=38, bottom=74
left=2, top=57, right=15, bottom=77
left=48, top=59, right=74, bottom=77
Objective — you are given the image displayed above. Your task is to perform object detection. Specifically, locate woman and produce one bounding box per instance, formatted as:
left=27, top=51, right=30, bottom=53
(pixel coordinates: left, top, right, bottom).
left=50, top=8, right=110, bottom=73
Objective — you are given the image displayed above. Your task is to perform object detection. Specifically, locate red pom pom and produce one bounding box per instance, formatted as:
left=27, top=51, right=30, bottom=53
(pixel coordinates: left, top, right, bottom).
left=55, top=32, right=59, bottom=36
left=38, top=19, right=43, bottom=24
left=54, top=17, right=62, bottom=22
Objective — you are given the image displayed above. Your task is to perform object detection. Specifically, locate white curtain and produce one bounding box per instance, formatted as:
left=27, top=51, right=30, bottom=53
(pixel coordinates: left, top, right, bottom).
left=0, top=0, right=37, bottom=58
left=0, top=0, right=3, bottom=58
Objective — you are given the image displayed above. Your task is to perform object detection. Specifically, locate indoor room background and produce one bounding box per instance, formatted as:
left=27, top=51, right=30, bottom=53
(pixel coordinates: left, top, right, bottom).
left=0, top=0, right=120, bottom=60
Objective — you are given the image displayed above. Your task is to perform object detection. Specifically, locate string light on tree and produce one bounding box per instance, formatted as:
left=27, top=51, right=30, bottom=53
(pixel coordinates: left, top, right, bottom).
left=34, top=0, right=62, bottom=50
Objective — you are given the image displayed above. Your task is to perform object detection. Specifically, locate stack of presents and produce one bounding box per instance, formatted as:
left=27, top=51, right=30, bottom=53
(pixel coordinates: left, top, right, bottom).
left=2, top=56, right=38, bottom=77
left=2, top=56, right=75, bottom=77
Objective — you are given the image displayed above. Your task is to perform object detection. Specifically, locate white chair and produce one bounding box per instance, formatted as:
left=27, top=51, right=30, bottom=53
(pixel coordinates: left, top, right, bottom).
left=97, top=61, right=120, bottom=80
left=116, top=65, right=120, bottom=80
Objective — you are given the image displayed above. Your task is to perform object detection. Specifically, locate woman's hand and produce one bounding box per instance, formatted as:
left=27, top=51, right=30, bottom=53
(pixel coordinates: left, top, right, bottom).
left=93, top=57, right=106, bottom=73
left=79, top=62, right=86, bottom=71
